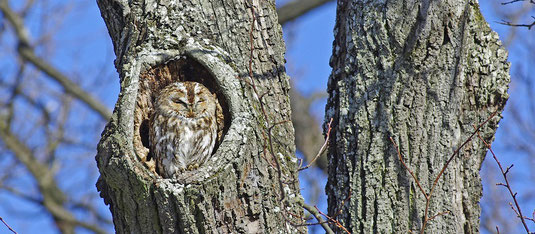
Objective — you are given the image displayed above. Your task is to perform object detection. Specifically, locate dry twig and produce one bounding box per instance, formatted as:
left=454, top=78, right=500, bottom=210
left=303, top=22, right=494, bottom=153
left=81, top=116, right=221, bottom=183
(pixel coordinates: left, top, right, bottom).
left=497, top=17, right=535, bottom=30
left=0, top=216, right=16, bottom=234
left=475, top=127, right=532, bottom=233
left=390, top=110, right=499, bottom=233
left=299, top=118, right=332, bottom=171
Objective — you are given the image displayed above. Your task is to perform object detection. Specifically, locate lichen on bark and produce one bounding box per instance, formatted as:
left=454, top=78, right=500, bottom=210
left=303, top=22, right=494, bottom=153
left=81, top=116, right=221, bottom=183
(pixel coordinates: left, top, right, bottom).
left=95, top=0, right=305, bottom=233
left=325, top=0, right=509, bottom=233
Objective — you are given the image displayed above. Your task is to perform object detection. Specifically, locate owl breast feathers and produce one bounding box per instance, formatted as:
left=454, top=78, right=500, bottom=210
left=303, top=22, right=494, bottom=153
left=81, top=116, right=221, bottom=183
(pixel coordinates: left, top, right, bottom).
left=149, top=81, right=218, bottom=178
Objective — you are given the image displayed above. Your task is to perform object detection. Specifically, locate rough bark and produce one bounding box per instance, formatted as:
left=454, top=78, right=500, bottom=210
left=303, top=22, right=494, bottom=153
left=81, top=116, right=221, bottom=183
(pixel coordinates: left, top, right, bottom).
left=95, top=0, right=305, bottom=233
left=325, top=0, right=509, bottom=233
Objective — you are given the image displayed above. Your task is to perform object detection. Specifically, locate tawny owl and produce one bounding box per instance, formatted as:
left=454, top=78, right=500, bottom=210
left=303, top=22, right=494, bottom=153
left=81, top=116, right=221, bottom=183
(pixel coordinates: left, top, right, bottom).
left=149, top=81, right=218, bottom=178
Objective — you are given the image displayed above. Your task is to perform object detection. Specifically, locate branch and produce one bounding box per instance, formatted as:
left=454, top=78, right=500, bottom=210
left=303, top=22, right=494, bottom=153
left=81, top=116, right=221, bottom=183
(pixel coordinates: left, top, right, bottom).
left=428, top=111, right=498, bottom=199
left=476, top=129, right=531, bottom=233
left=71, top=200, right=114, bottom=225
left=391, top=110, right=499, bottom=233
left=390, top=137, right=427, bottom=197
left=501, top=0, right=535, bottom=5
left=315, top=205, right=350, bottom=234
left=497, top=17, right=535, bottom=30
left=277, top=0, right=334, bottom=24
left=0, top=0, right=112, bottom=119
left=299, top=118, right=332, bottom=171
left=291, top=89, right=328, bottom=172
left=0, top=216, right=16, bottom=234
left=0, top=120, right=107, bottom=234
left=302, top=204, right=335, bottom=234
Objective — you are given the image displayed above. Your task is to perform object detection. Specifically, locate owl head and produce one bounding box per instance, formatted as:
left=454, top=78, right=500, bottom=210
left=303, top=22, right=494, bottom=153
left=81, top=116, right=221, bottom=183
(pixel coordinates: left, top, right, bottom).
left=154, top=82, right=216, bottom=119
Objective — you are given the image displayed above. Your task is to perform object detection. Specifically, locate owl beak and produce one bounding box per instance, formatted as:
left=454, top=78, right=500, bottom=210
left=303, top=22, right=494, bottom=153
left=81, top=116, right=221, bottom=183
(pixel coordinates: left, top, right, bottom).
left=186, top=107, right=195, bottom=118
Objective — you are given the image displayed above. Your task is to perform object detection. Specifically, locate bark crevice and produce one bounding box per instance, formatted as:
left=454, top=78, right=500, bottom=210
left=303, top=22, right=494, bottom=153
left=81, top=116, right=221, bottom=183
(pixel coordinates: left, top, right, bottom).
left=326, top=0, right=510, bottom=233
left=95, top=0, right=304, bottom=233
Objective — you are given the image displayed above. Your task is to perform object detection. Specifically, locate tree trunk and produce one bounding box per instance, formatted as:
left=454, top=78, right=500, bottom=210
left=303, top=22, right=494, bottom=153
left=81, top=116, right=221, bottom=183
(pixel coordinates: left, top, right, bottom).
left=95, top=0, right=305, bottom=233
left=325, top=0, right=509, bottom=233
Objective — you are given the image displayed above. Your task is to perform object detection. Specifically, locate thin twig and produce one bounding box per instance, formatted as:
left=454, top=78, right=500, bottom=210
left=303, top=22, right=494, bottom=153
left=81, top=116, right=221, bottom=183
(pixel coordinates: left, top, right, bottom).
left=421, top=110, right=498, bottom=233
left=246, top=1, right=290, bottom=205
left=316, top=206, right=350, bottom=234
left=391, top=110, right=499, bottom=234
left=427, top=210, right=451, bottom=222
left=299, top=118, right=333, bottom=171
left=332, top=190, right=352, bottom=219
left=0, top=216, right=16, bottom=234
left=247, top=2, right=339, bottom=233
left=476, top=129, right=531, bottom=233
left=429, top=110, right=498, bottom=200
left=501, top=0, right=535, bottom=5
left=302, top=204, right=335, bottom=234
left=390, top=137, right=427, bottom=197
left=497, top=17, right=535, bottom=30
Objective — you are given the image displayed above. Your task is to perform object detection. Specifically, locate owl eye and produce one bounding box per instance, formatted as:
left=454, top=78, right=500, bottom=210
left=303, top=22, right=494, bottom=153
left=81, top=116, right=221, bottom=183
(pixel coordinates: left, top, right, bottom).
left=171, top=97, right=186, bottom=105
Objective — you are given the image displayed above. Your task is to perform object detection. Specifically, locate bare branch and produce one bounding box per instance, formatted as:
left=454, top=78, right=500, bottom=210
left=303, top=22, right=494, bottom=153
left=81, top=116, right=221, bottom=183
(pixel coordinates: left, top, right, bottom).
left=291, top=88, right=328, bottom=172
left=0, top=0, right=112, bottom=119
left=476, top=129, right=531, bottom=233
left=390, top=137, right=427, bottom=197
left=277, top=0, right=334, bottom=24
left=501, top=0, right=535, bottom=5
left=0, top=216, right=16, bottom=234
left=302, top=204, right=334, bottom=234
left=0, top=185, right=41, bottom=204
left=0, top=120, right=107, bottom=234
left=497, top=17, right=535, bottom=30
left=428, top=211, right=451, bottom=222
left=315, top=205, right=350, bottom=234
left=391, top=110, right=499, bottom=233
left=299, top=118, right=332, bottom=171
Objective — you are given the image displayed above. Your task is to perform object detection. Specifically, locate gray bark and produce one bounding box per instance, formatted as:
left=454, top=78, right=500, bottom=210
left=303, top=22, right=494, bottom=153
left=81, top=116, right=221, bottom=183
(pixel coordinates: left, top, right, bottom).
left=95, top=0, right=305, bottom=233
left=325, top=0, right=509, bottom=233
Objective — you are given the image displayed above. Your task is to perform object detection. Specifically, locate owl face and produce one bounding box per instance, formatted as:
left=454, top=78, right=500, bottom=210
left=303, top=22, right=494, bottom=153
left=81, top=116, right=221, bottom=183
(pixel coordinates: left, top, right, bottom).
left=155, top=82, right=216, bottom=120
